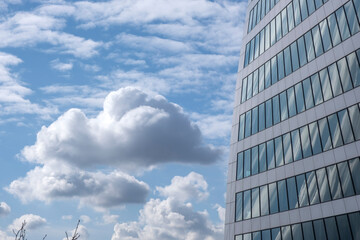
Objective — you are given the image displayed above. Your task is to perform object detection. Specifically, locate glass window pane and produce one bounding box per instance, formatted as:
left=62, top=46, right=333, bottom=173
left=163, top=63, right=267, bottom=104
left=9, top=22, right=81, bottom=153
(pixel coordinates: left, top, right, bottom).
left=307, top=0, right=315, bottom=15
left=244, top=44, right=250, bottom=67
left=265, top=60, right=271, bottom=88
left=282, top=226, right=292, bottom=240
left=239, top=114, right=245, bottom=140
left=275, top=136, right=284, bottom=167
left=303, top=78, right=314, bottom=109
left=349, top=212, right=360, bottom=239
left=262, top=229, right=271, bottom=240
left=314, top=0, right=323, bottom=9
left=348, top=105, right=360, bottom=140
left=266, top=99, right=273, bottom=128
left=306, top=171, right=320, bottom=204
left=287, top=88, right=297, bottom=117
left=260, top=29, right=265, bottom=55
left=269, top=182, right=279, bottom=214
left=347, top=52, right=360, bottom=87
left=253, top=69, right=259, bottom=96
left=265, top=24, right=270, bottom=50
left=252, top=146, right=259, bottom=175
left=276, top=14, right=282, bottom=42
left=298, top=37, right=307, bottom=67
left=252, top=107, right=259, bottom=135
left=326, top=165, right=343, bottom=200
left=260, top=185, right=269, bottom=216
left=293, top=0, right=302, bottom=26
left=300, top=126, right=312, bottom=158
left=312, top=25, right=324, bottom=57
left=245, top=110, right=252, bottom=138
left=316, top=168, right=331, bottom=202
left=324, top=217, right=340, bottom=240
left=259, top=103, right=265, bottom=132
left=328, top=62, right=343, bottom=97
left=337, top=161, right=355, bottom=197
left=278, top=180, right=289, bottom=212
left=280, top=91, right=289, bottom=121
left=241, top=77, right=247, bottom=103
left=243, top=190, right=251, bottom=219
left=254, top=34, right=260, bottom=59
left=328, top=13, right=341, bottom=46
left=291, top=129, right=302, bottom=161
left=247, top=74, right=253, bottom=100
left=309, top=122, right=322, bottom=155
left=235, top=192, right=243, bottom=221
left=244, top=149, right=251, bottom=178
left=336, top=214, right=352, bottom=240
left=319, top=68, right=333, bottom=101
left=252, top=188, right=260, bottom=218
left=354, top=0, right=360, bottom=20
left=272, top=228, right=281, bottom=240
left=271, top=56, right=278, bottom=84
left=305, top=31, right=315, bottom=62
left=295, top=83, right=305, bottom=113
left=291, top=41, right=300, bottom=71
left=344, top=1, right=360, bottom=35
left=253, top=231, right=261, bottom=240
left=337, top=57, right=353, bottom=92
left=296, top=174, right=309, bottom=207
left=318, top=118, right=332, bottom=151
left=313, top=219, right=327, bottom=240
left=237, top=152, right=244, bottom=180
left=259, top=143, right=267, bottom=173
left=244, top=233, right=251, bottom=240
left=249, top=39, right=254, bottom=63
left=273, top=95, right=280, bottom=125
left=287, top=3, right=295, bottom=31
left=271, top=19, right=276, bottom=46
left=284, top=46, right=292, bottom=76
left=311, top=73, right=323, bottom=105
left=235, top=235, right=242, bottom=240
left=287, top=177, right=298, bottom=210
left=267, top=140, right=275, bottom=170
left=349, top=158, right=360, bottom=194
left=282, top=8, right=288, bottom=36
left=259, top=65, right=265, bottom=91
left=338, top=109, right=354, bottom=144
left=328, top=113, right=344, bottom=148
left=278, top=52, right=285, bottom=80
left=283, top=133, right=293, bottom=164
left=335, top=7, right=351, bottom=41
left=299, top=0, right=308, bottom=21
left=292, top=223, right=303, bottom=240
left=319, top=19, right=332, bottom=51
left=302, top=222, right=315, bottom=240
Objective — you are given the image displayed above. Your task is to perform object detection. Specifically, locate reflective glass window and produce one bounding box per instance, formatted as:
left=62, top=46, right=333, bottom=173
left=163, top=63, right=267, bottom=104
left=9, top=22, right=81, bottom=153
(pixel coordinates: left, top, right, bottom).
left=292, top=223, right=303, bottom=240
left=241, top=78, right=247, bottom=103
left=265, top=61, right=271, bottom=88
left=265, top=24, right=270, bottom=50
left=262, top=229, right=271, bottom=240
left=280, top=91, right=289, bottom=121
left=344, top=1, right=360, bottom=35
left=282, top=226, right=292, bottom=240
left=287, top=88, right=296, bottom=117
left=318, top=118, right=332, bottom=151
left=254, top=34, right=259, bottom=59
left=252, top=107, right=259, bottom=135
left=337, top=161, right=354, bottom=197
left=293, top=0, right=302, bottom=26
left=337, top=57, right=353, bottom=92
left=259, top=65, right=265, bottom=91
left=313, top=219, right=327, bottom=240
left=336, top=215, right=352, bottom=240
left=312, top=25, right=324, bottom=57
left=299, top=0, right=308, bottom=20
left=335, top=7, right=351, bottom=41
left=291, top=129, right=302, bottom=161
left=235, top=235, right=242, bottom=240
left=278, top=180, right=289, bottom=212
left=347, top=52, right=360, bottom=87
left=244, top=44, right=250, bottom=67
left=249, top=39, right=254, bottom=63
left=354, top=0, right=360, bottom=20
left=319, top=68, right=333, bottom=101
left=349, top=212, right=360, bottom=239
left=272, top=228, right=281, bottom=240
left=287, top=177, right=298, bottom=210
left=252, top=146, right=259, bottom=175
left=273, top=95, right=280, bottom=125
left=282, top=8, right=288, bottom=36
left=235, top=192, right=243, bottom=221
left=266, top=99, right=273, bottom=128
left=316, top=168, right=331, bottom=202
left=300, top=126, right=312, bottom=158
left=277, top=52, right=285, bottom=80
left=328, top=13, right=341, bottom=46
left=267, top=140, right=275, bottom=170
left=306, top=171, right=320, bottom=204
left=259, top=143, right=267, bottom=173
left=237, top=152, right=244, bottom=180
left=253, top=231, right=261, bottom=240
left=314, top=0, right=323, bottom=9
left=247, top=74, right=253, bottom=100
left=338, top=109, right=354, bottom=144
left=271, top=19, right=276, bottom=46
left=239, top=114, right=245, bottom=140
left=260, top=185, right=269, bottom=216
left=269, top=182, right=279, bottom=214
left=326, top=165, right=342, bottom=200
left=252, top=188, right=260, bottom=218
left=244, top=149, right=251, bottom=178
left=305, top=31, right=315, bottom=62
left=290, top=41, right=300, bottom=71
left=307, top=0, right=315, bottom=15
left=297, top=37, right=307, bottom=67
left=324, top=217, right=340, bottom=240
left=328, top=63, right=342, bottom=97
left=295, top=83, right=305, bottom=113
left=349, top=158, right=360, bottom=194
left=245, top=110, right=251, bottom=138
left=303, top=78, right=314, bottom=109
left=244, top=234, right=251, bottom=240
left=311, top=73, right=323, bottom=105
left=261, top=0, right=266, bottom=19
left=283, top=133, right=293, bottom=164
left=253, top=69, right=259, bottom=96
left=348, top=105, right=360, bottom=140
left=319, top=19, right=332, bottom=51
left=260, top=29, right=265, bottom=55
left=276, top=14, right=282, bottom=42
left=243, top=190, right=251, bottom=219
left=284, top=45, right=292, bottom=75
left=302, top=222, right=315, bottom=240
left=287, top=3, right=295, bottom=31
left=271, top=56, right=278, bottom=84
left=296, top=174, right=309, bottom=207
left=328, top=113, right=344, bottom=148
left=275, top=136, right=284, bottom=167
left=309, top=122, right=322, bottom=155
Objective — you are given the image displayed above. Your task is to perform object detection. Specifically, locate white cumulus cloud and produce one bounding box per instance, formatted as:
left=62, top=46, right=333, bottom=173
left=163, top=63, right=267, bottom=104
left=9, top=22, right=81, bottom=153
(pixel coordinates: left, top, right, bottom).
left=0, top=202, right=10, bottom=216
left=8, top=214, right=46, bottom=231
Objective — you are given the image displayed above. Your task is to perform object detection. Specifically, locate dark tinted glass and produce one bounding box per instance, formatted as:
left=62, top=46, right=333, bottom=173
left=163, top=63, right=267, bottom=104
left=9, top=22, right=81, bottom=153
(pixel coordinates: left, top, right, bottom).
left=313, top=219, right=327, bottom=240
left=259, top=143, right=267, bottom=173
left=336, top=214, right=352, bottom=240
left=266, top=99, right=273, bottom=128
left=282, top=225, right=292, bottom=240
left=326, top=165, right=342, bottom=200
left=337, top=161, right=355, bottom=197
left=245, top=110, right=251, bottom=138
left=252, top=107, right=259, bottom=135
left=291, top=129, right=302, bottom=161
left=324, top=217, right=340, bottom=240
left=287, top=177, right=298, bottom=210
left=306, top=171, right=320, bottom=204
left=235, top=192, right=243, bottom=221
left=347, top=52, right=360, bottom=88
left=269, top=182, right=279, bottom=214
left=292, top=223, right=303, bottom=240
left=267, top=140, right=275, bottom=169
left=300, top=126, right=312, bottom=158
left=244, top=149, right=251, bottom=178
left=272, top=228, right=281, bottom=240
left=287, top=88, right=297, bottom=117
left=243, top=190, right=251, bottom=219
left=309, top=122, right=322, bottom=155
left=337, top=109, right=354, bottom=144
left=316, top=168, right=331, bottom=202
left=260, top=185, right=269, bottom=216
left=295, top=83, right=305, bottom=113
left=311, top=73, right=324, bottom=105
left=337, top=57, right=353, bottom=92
left=275, top=136, right=284, bottom=167
left=303, top=78, right=314, bottom=109
left=273, top=95, right=280, bottom=125
left=318, top=118, right=332, bottom=151
left=237, top=152, right=244, bottom=180
left=283, top=133, right=293, bottom=164
left=328, top=113, right=344, bottom=148
left=296, top=174, right=309, bottom=207
left=259, top=103, right=266, bottom=132
left=348, top=105, right=360, bottom=140
left=349, top=158, right=360, bottom=194
left=349, top=212, right=360, bottom=239
left=302, top=221, right=315, bottom=240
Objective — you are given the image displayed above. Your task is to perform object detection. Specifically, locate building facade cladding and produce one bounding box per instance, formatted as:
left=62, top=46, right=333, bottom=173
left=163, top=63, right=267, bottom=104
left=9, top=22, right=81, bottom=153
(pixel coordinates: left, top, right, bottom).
left=224, top=0, right=360, bottom=239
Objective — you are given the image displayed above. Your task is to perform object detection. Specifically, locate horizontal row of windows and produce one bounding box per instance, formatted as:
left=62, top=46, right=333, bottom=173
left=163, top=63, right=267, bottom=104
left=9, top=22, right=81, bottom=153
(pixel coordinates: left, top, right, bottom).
left=247, top=0, right=281, bottom=33
left=235, top=211, right=360, bottom=240
left=238, top=49, right=360, bottom=141
left=237, top=104, right=360, bottom=180
left=241, top=0, right=360, bottom=103
left=245, top=0, right=331, bottom=66
left=235, top=157, right=360, bottom=222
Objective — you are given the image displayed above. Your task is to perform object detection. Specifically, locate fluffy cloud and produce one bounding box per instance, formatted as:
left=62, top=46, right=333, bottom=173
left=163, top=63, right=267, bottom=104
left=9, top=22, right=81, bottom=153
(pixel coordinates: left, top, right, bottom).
left=8, top=214, right=46, bottom=231
left=50, top=59, right=73, bottom=71
left=0, top=202, right=10, bottom=216
left=64, top=224, right=89, bottom=240
left=112, top=172, right=223, bottom=240
left=80, top=215, right=91, bottom=223
left=21, top=87, right=221, bottom=170
left=156, top=172, right=209, bottom=202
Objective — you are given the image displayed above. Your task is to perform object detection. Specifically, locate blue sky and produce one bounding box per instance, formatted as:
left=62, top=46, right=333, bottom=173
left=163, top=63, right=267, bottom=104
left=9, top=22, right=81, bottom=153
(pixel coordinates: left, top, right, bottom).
left=0, top=0, right=247, bottom=239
